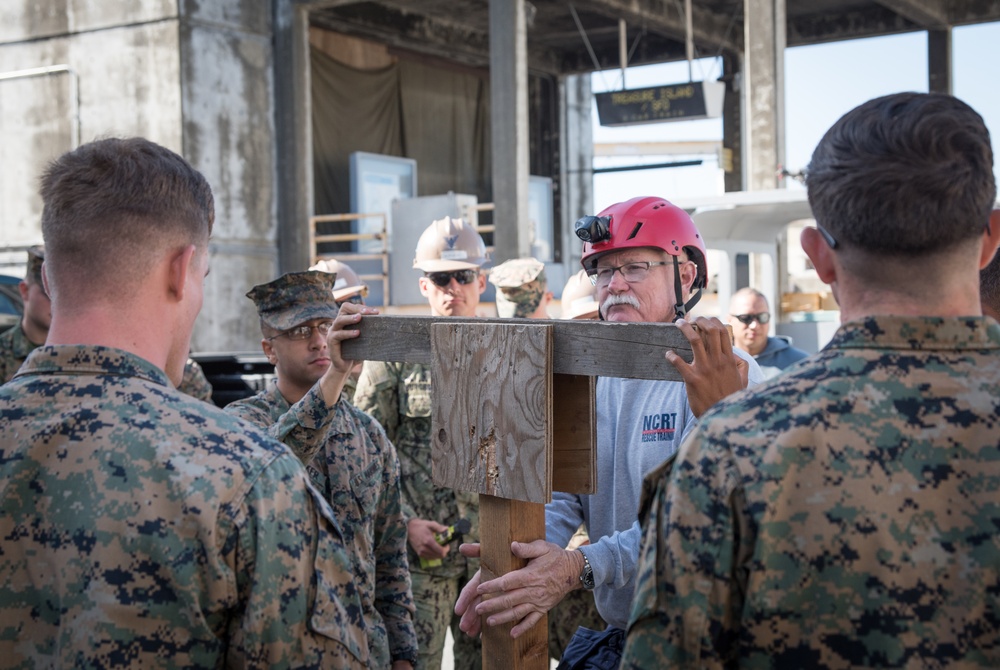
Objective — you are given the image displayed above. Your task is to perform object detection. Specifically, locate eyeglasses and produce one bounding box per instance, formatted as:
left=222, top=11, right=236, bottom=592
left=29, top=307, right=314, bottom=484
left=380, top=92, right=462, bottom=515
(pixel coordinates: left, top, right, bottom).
left=816, top=225, right=838, bottom=249
left=267, top=321, right=335, bottom=341
left=731, top=312, right=770, bottom=326
left=426, top=270, right=478, bottom=287
left=336, top=294, right=365, bottom=308
left=588, top=261, right=669, bottom=287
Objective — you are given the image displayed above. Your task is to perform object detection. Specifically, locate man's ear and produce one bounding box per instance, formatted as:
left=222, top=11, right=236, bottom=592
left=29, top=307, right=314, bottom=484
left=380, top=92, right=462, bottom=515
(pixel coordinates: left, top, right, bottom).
left=801, top=227, right=837, bottom=285
left=979, top=209, right=1000, bottom=270
left=168, top=244, right=197, bottom=300
left=17, top=280, right=29, bottom=302
left=418, top=275, right=431, bottom=298
left=476, top=273, right=487, bottom=295
left=261, top=338, right=277, bottom=365
left=680, top=259, right=698, bottom=294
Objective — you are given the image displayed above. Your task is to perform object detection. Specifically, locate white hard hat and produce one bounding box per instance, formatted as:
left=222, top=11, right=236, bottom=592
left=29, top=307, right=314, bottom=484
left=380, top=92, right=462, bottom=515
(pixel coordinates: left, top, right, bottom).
left=413, top=216, right=489, bottom=272
left=309, top=258, right=368, bottom=302
left=560, top=269, right=599, bottom=320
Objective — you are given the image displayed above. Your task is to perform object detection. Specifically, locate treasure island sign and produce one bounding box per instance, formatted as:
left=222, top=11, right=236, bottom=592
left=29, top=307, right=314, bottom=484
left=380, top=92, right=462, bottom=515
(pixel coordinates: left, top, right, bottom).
left=595, top=80, right=725, bottom=126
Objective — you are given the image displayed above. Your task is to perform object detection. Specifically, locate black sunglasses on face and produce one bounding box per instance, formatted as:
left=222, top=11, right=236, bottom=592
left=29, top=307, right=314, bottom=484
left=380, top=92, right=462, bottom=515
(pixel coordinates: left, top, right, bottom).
left=426, top=270, right=478, bottom=287
left=732, top=312, right=770, bottom=325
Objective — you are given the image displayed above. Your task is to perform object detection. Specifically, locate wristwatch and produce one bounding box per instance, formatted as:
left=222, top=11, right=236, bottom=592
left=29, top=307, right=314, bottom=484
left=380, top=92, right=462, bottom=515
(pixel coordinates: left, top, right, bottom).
left=579, top=550, right=595, bottom=590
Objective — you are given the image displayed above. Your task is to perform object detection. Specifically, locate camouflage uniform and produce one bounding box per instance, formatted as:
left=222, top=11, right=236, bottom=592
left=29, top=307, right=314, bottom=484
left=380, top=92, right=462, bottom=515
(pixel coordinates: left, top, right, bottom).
left=622, top=316, right=1000, bottom=669
left=0, top=323, right=39, bottom=384
left=177, top=357, right=214, bottom=402
left=226, top=381, right=418, bottom=668
left=488, top=258, right=546, bottom=318
left=354, top=360, right=482, bottom=670
left=0, top=344, right=368, bottom=668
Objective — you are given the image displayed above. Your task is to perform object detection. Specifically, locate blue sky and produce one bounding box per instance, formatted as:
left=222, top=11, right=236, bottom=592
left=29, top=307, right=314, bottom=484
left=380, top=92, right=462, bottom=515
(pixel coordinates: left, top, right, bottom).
left=591, top=21, right=1000, bottom=207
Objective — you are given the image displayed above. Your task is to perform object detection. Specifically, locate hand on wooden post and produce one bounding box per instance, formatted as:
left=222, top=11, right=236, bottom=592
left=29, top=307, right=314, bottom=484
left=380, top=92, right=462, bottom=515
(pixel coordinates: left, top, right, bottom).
left=665, top=316, right=749, bottom=418
left=455, top=540, right=582, bottom=639
left=318, top=303, right=379, bottom=405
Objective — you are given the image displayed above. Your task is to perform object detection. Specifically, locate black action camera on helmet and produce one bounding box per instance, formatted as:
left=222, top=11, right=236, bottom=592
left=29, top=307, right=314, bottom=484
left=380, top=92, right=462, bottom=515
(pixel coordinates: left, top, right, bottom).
left=574, top=215, right=612, bottom=244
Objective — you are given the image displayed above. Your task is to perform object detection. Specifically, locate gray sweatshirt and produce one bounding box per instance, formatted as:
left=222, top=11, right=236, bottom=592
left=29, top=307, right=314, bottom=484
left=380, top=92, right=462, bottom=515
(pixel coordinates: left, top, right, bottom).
left=546, top=349, right=763, bottom=629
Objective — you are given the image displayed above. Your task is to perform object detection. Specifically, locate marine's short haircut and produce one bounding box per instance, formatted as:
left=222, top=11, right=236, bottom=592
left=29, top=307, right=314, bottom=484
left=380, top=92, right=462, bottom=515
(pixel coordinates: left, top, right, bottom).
left=806, top=93, right=995, bottom=257
left=40, top=137, right=214, bottom=296
left=729, top=287, right=768, bottom=310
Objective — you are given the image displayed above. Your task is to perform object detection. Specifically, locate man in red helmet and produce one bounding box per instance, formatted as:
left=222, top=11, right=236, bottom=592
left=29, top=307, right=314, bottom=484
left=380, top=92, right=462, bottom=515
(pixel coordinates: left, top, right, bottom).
left=455, top=196, right=763, bottom=666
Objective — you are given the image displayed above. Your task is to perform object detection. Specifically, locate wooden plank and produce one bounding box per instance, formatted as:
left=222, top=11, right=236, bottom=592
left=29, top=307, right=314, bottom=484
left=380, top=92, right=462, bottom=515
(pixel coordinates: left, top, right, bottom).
left=342, top=314, right=694, bottom=381
left=431, top=322, right=552, bottom=504
left=551, top=374, right=596, bottom=495
left=479, top=494, right=549, bottom=670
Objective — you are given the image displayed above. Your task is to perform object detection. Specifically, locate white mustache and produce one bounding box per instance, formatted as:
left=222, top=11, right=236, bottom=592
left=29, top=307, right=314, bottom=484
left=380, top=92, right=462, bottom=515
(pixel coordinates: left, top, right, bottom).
left=601, top=293, right=641, bottom=313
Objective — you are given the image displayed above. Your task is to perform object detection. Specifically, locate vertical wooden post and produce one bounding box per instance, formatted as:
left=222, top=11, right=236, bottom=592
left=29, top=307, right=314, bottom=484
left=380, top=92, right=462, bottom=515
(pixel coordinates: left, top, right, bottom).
left=479, top=494, right=549, bottom=670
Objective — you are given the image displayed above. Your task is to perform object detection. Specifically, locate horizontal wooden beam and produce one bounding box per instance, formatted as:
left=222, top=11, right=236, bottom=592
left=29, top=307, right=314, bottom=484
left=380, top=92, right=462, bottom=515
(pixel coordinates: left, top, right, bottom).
left=342, top=315, right=693, bottom=381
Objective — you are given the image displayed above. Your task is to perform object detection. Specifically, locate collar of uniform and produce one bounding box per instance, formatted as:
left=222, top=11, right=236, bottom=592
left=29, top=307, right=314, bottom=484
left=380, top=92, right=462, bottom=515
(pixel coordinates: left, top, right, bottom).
left=6, top=323, right=41, bottom=359
left=828, top=315, right=1000, bottom=352
left=18, top=344, right=173, bottom=387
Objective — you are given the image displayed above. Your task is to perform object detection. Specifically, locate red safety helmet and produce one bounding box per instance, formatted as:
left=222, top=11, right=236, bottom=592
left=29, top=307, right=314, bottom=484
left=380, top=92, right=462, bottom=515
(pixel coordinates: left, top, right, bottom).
left=576, top=196, right=708, bottom=320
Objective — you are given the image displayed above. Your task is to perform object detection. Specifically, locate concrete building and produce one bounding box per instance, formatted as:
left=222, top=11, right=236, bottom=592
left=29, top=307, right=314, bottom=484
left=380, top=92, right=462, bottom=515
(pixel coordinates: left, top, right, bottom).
left=2, top=0, right=996, bottom=351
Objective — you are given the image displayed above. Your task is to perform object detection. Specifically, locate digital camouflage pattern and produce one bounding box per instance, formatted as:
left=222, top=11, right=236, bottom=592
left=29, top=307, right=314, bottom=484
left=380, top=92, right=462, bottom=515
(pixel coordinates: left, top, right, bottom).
left=226, top=381, right=418, bottom=668
left=354, top=360, right=482, bottom=669
left=246, top=271, right=339, bottom=331
left=177, top=357, right=214, bottom=402
left=489, top=258, right=546, bottom=318
left=0, top=345, right=368, bottom=668
left=0, top=323, right=39, bottom=384
left=622, top=316, right=1000, bottom=669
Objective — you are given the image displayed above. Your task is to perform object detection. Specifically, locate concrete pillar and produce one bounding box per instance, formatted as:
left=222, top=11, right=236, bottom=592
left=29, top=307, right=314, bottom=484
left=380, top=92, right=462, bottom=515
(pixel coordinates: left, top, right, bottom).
left=928, top=28, right=952, bottom=95
left=489, top=0, right=531, bottom=263
left=558, top=73, right=594, bottom=270
left=721, top=52, right=744, bottom=192
left=274, top=0, right=314, bottom=274
left=743, top=0, right=786, bottom=191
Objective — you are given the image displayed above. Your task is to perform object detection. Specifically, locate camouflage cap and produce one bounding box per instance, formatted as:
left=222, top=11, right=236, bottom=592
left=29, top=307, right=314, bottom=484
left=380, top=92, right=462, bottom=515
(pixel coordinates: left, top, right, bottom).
left=490, top=258, right=547, bottom=318
left=246, top=271, right=339, bottom=332
left=488, top=258, right=546, bottom=289
left=26, top=246, right=44, bottom=284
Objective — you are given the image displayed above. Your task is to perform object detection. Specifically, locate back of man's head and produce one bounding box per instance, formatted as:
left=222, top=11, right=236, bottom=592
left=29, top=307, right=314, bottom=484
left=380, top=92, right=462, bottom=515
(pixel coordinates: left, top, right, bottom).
left=806, top=93, right=995, bottom=278
left=40, top=137, right=215, bottom=302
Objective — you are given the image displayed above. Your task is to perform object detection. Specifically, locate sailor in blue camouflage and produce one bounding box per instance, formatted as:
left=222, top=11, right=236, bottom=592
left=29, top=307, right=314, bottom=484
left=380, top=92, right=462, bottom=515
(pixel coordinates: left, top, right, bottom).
left=0, top=246, right=49, bottom=384
left=0, top=136, right=369, bottom=668
left=228, top=271, right=418, bottom=669
left=622, top=93, right=1000, bottom=668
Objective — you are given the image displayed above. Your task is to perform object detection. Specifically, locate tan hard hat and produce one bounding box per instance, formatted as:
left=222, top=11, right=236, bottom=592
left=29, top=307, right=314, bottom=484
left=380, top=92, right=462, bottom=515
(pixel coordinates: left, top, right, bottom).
left=560, top=269, right=599, bottom=320
left=309, top=259, right=368, bottom=302
left=413, top=216, right=489, bottom=272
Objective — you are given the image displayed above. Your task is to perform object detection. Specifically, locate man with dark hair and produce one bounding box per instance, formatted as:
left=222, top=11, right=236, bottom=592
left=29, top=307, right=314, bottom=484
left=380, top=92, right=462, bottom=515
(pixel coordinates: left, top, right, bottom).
left=982, top=205, right=1000, bottom=320
left=0, top=137, right=367, bottom=667
left=228, top=270, right=418, bottom=669
left=0, top=246, right=50, bottom=383
left=622, top=92, right=1000, bottom=667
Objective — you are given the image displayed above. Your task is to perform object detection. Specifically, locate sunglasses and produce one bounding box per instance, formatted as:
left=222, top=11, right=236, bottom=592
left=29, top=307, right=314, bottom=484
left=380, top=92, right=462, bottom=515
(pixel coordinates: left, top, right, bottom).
left=426, top=270, right=478, bottom=287
left=732, top=312, right=770, bottom=326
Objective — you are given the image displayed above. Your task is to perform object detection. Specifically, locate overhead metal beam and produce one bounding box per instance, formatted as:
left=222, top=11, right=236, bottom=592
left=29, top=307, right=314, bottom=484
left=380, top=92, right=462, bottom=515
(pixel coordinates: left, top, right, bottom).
left=570, top=0, right=742, bottom=56
left=873, top=0, right=949, bottom=28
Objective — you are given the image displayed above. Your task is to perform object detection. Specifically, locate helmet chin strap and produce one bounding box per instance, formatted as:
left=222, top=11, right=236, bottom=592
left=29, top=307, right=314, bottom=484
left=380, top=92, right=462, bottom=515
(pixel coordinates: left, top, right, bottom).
left=671, top=255, right=702, bottom=323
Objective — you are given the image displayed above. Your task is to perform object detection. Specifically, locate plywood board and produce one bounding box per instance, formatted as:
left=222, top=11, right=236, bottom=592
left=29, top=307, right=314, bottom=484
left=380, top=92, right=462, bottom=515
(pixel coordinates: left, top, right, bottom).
left=431, top=322, right=553, bottom=504
left=551, top=374, right=596, bottom=495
